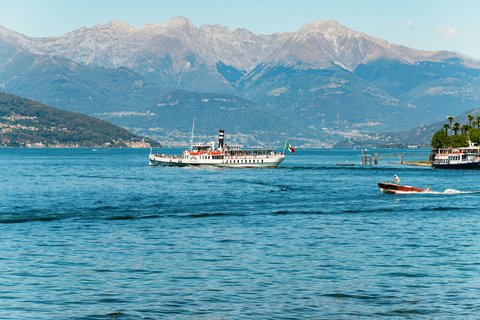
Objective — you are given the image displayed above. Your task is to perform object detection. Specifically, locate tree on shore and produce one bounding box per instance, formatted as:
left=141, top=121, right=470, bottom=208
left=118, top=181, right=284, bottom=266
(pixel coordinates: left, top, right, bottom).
left=468, top=114, right=474, bottom=126
left=432, top=122, right=480, bottom=149
left=453, top=122, right=460, bottom=135
left=443, top=123, right=450, bottom=135
left=448, top=116, right=454, bottom=127
left=431, top=130, right=447, bottom=149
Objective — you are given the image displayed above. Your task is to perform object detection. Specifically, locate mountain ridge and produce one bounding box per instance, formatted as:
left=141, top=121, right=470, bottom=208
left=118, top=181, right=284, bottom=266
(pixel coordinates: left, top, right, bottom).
left=1, top=17, right=470, bottom=72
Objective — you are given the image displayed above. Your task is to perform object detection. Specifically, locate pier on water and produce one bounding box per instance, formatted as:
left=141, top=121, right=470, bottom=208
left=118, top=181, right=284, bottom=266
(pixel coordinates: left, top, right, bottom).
left=361, top=149, right=432, bottom=165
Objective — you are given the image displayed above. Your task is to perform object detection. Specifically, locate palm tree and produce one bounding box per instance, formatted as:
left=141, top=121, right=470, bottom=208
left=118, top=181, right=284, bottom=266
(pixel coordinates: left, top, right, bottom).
left=468, top=115, right=474, bottom=126
left=448, top=116, right=454, bottom=127
left=472, top=121, right=478, bottom=130
left=476, top=116, right=480, bottom=128
left=453, top=122, right=460, bottom=135
left=461, top=124, right=469, bottom=134
left=443, top=123, right=450, bottom=135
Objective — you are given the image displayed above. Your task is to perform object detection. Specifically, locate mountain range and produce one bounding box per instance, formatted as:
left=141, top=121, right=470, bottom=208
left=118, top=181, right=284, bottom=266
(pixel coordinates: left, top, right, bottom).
left=1, top=16, right=480, bottom=146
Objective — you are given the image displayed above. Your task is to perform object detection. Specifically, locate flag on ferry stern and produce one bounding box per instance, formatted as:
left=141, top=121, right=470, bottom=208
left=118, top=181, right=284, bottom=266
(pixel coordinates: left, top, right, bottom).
left=285, top=141, right=295, bottom=153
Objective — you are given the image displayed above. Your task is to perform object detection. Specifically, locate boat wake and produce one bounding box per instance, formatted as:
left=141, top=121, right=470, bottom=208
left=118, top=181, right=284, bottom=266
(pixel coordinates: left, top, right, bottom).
left=428, top=189, right=480, bottom=195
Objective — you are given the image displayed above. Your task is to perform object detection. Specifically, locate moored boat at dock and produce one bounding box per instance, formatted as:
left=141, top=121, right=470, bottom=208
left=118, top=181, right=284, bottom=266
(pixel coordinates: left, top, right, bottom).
left=432, top=139, right=480, bottom=169
left=149, top=129, right=286, bottom=168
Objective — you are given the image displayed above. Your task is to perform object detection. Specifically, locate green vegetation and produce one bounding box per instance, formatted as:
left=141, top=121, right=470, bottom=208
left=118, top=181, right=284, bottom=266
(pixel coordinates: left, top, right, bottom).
left=431, top=114, right=480, bottom=148
left=0, top=93, right=161, bottom=148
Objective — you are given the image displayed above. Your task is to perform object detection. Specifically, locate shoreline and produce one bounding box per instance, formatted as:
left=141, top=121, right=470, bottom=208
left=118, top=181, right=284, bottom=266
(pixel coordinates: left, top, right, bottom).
left=403, top=161, right=432, bottom=167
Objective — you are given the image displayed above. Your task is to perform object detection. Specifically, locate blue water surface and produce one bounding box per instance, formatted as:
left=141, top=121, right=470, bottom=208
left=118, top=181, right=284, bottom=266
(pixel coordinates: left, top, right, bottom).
left=1, top=148, right=480, bottom=319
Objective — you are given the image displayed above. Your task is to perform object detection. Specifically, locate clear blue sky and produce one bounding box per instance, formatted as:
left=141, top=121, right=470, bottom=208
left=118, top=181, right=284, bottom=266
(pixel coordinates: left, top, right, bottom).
left=2, top=0, right=480, bottom=58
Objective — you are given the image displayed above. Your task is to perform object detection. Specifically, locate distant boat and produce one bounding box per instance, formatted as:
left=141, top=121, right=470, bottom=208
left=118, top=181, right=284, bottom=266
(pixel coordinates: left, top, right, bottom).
left=336, top=161, right=354, bottom=166
left=378, top=182, right=430, bottom=194
left=149, top=129, right=286, bottom=168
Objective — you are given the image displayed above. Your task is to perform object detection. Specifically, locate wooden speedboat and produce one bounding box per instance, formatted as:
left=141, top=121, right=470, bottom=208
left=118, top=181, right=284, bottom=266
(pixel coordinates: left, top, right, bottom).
left=378, top=182, right=430, bottom=194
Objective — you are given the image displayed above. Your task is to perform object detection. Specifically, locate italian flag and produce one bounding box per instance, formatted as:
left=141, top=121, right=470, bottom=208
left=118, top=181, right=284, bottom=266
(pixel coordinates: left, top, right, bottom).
left=285, top=141, right=295, bottom=153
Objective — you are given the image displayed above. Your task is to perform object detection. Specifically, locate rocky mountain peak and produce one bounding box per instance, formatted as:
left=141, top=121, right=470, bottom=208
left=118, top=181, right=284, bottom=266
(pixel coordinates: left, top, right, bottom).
left=303, top=19, right=341, bottom=29
left=298, top=19, right=360, bottom=39
left=200, top=23, right=232, bottom=34
left=87, top=20, right=137, bottom=37
left=163, top=16, right=195, bottom=30
left=140, top=16, right=196, bottom=37
left=105, top=20, right=137, bottom=32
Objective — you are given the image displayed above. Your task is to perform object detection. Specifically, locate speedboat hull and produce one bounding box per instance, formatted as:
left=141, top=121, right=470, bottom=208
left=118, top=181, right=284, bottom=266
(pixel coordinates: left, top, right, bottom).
left=378, top=182, right=429, bottom=194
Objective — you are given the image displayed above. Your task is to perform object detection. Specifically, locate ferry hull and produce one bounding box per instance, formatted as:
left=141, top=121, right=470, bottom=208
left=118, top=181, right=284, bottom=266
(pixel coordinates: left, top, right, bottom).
left=149, top=155, right=285, bottom=168
left=378, top=183, right=429, bottom=194
left=432, top=162, right=480, bottom=169
left=149, top=158, right=188, bottom=166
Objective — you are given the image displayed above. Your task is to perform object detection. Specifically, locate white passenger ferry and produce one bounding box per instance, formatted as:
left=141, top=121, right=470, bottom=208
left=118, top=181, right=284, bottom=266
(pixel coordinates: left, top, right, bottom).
left=432, top=139, right=480, bottom=169
left=149, top=129, right=286, bottom=167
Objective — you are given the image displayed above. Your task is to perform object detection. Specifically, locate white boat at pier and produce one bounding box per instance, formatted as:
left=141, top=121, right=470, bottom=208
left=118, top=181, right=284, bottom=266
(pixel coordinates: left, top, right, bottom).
left=432, top=139, right=480, bottom=169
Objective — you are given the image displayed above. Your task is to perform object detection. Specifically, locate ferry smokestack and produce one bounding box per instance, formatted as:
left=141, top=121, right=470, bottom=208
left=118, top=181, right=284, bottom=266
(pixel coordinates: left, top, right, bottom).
left=218, top=129, right=224, bottom=149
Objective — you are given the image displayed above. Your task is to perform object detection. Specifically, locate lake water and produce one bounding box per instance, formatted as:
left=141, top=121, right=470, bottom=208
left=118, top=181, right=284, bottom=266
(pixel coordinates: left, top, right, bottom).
left=1, top=148, right=480, bottom=319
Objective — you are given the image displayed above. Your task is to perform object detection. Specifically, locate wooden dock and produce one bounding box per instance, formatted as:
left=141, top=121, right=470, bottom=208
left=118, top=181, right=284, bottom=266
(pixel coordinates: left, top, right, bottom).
left=361, top=149, right=431, bottom=165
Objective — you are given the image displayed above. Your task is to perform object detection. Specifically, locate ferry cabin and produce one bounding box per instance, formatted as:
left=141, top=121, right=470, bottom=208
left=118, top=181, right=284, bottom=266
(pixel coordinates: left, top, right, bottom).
left=183, top=144, right=282, bottom=166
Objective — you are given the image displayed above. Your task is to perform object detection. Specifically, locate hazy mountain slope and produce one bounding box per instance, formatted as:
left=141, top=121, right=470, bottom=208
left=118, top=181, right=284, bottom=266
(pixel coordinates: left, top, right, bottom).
left=355, top=58, right=480, bottom=116
left=0, top=52, right=168, bottom=115
left=334, top=109, right=480, bottom=148
left=240, top=64, right=430, bottom=135
left=108, top=90, right=319, bottom=147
